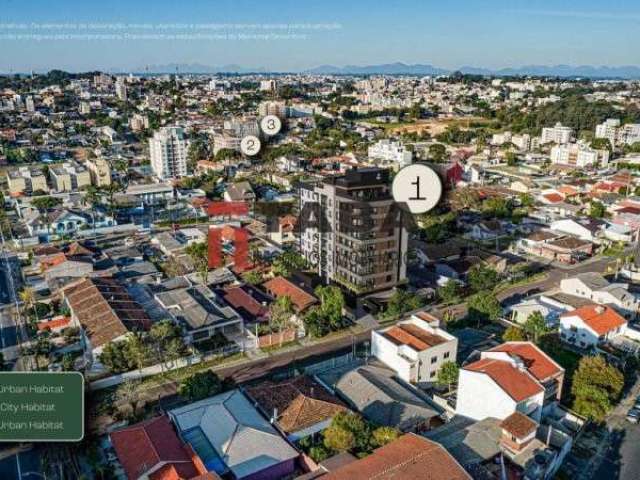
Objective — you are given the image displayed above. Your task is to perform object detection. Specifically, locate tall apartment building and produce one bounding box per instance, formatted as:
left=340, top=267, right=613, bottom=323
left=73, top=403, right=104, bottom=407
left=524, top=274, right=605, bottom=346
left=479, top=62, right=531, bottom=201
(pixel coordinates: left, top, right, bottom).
left=258, top=100, right=287, bottom=119
left=25, top=96, right=35, bottom=113
left=50, top=161, right=91, bottom=192
left=149, top=127, right=188, bottom=180
left=86, top=158, right=112, bottom=187
left=299, top=168, right=407, bottom=295
left=540, top=122, right=573, bottom=144
left=550, top=142, right=609, bottom=168
left=367, top=139, right=413, bottom=168
left=115, top=78, right=128, bottom=101
left=596, top=118, right=640, bottom=147
left=129, top=113, right=149, bottom=132
left=6, top=167, right=49, bottom=195
left=259, top=79, right=277, bottom=92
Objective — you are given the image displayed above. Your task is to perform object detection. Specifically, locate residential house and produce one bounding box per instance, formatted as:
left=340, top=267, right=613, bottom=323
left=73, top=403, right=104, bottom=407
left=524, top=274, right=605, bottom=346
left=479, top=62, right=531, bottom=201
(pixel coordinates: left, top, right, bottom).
left=316, top=363, right=442, bottom=433
left=110, top=415, right=218, bottom=480
left=371, top=312, right=458, bottom=385
left=155, top=284, right=244, bottom=345
left=319, top=433, right=471, bottom=480
left=224, top=181, right=255, bottom=203
left=244, top=375, right=348, bottom=442
left=559, top=304, right=628, bottom=348
left=169, top=389, right=299, bottom=480
left=263, top=277, right=318, bottom=313
left=456, top=342, right=564, bottom=422
left=560, top=272, right=639, bottom=320
left=63, top=277, right=152, bottom=366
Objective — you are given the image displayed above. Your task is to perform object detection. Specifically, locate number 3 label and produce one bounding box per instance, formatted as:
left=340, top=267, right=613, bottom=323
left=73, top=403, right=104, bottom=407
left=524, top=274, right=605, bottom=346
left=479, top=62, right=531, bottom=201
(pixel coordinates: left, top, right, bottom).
left=261, top=115, right=282, bottom=136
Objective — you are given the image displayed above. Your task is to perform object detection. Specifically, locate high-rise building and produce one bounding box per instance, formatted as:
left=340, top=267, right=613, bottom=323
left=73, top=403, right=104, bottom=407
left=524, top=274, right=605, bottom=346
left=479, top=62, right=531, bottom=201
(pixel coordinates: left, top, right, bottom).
left=115, top=78, right=128, bottom=101
left=596, top=118, right=640, bottom=147
left=86, top=158, right=112, bottom=187
left=149, top=127, right=188, bottom=180
left=299, top=168, right=407, bottom=295
left=540, top=122, right=573, bottom=144
left=25, top=96, right=35, bottom=113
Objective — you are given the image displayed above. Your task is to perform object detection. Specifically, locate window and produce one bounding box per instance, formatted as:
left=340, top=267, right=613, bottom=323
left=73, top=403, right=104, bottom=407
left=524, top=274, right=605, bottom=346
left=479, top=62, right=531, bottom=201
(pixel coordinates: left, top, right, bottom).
left=431, top=356, right=437, bottom=364
left=430, top=371, right=436, bottom=378
left=444, top=351, right=450, bottom=359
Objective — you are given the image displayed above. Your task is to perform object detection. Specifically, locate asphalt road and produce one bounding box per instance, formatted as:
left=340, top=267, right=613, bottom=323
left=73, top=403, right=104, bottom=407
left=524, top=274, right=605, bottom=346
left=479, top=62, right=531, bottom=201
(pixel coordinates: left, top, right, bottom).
left=0, top=306, right=19, bottom=361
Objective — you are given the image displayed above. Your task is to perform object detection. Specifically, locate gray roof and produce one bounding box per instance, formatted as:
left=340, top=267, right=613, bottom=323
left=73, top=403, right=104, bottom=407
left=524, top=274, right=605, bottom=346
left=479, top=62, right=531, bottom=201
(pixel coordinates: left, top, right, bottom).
left=424, top=416, right=502, bottom=466
left=155, top=284, right=241, bottom=330
left=316, top=363, right=440, bottom=430
left=169, top=389, right=298, bottom=479
left=574, top=272, right=610, bottom=290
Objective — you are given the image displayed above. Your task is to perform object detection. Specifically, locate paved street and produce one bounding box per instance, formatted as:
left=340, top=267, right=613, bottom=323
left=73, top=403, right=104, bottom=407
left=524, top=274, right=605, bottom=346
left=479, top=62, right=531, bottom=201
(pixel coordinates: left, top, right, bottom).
left=0, top=306, right=20, bottom=361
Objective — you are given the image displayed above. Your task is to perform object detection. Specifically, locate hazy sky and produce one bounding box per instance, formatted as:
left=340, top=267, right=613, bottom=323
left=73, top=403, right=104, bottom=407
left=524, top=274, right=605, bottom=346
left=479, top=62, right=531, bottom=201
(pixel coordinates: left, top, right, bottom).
left=1, top=0, right=639, bottom=72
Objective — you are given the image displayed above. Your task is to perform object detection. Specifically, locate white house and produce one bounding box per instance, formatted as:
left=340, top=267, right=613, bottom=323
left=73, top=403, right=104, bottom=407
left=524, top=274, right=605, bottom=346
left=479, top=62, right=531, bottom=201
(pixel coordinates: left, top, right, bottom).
left=550, top=218, right=604, bottom=242
left=456, top=342, right=564, bottom=422
left=559, top=304, right=628, bottom=348
left=560, top=272, right=639, bottom=320
left=371, top=311, right=458, bottom=385
left=367, top=139, right=413, bottom=168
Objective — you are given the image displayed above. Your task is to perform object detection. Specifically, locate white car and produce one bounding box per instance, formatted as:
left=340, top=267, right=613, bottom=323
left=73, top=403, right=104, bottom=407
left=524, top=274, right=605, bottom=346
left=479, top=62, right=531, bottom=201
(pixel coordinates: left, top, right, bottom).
left=626, top=408, right=640, bottom=424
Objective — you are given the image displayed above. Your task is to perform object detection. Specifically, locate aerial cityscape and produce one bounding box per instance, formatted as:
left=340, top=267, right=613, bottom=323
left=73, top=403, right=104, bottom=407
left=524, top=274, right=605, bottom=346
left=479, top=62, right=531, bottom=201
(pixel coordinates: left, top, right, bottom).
left=1, top=1, right=640, bottom=479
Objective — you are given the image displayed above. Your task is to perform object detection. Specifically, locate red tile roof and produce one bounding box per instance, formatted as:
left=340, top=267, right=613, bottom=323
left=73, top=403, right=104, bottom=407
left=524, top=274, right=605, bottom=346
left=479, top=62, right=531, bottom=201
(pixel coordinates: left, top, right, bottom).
left=383, top=324, right=447, bottom=351
left=36, top=316, right=71, bottom=332
left=561, top=304, right=627, bottom=336
left=263, top=277, right=317, bottom=312
left=223, top=286, right=269, bottom=319
left=500, top=412, right=538, bottom=439
left=322, top=433, right=471, bottom=480
left=542, top=193, right=564, bottom=203
left=110, top=416, right=210, bottom=480
left=488, top=342, right=564, bottom=382
left=464, top=358, right=544, bottom=402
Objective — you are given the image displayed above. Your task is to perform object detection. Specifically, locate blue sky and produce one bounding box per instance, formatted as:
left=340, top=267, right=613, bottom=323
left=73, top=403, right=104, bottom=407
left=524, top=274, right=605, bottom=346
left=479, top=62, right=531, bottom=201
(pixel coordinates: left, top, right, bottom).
left=1, top=0, right=639, bottom=72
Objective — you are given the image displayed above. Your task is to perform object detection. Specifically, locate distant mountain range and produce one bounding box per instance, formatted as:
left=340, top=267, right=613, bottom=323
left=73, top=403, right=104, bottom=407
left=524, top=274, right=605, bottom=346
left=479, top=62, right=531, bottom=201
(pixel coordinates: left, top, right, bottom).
left=128, top=61, right=640, bottom=79
left=305, top=62, right=640, bottom=79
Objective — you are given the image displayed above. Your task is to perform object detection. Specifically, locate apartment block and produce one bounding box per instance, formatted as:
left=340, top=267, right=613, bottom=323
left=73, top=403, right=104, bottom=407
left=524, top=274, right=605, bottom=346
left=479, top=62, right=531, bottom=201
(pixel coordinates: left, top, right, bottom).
left=50, top=161, right=91, bottom=192
left=300, top=167, right=407, bottom=295
left=371, top=311, right=458, bottom=384
left=86, top=158, right=112, bottom=187
left=149, top=126, right=188, bottom=180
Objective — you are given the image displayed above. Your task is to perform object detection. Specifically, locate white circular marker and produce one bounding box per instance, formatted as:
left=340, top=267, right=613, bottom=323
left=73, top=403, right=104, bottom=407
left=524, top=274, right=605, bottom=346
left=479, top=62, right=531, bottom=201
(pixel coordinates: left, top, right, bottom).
left=392, top=163, right=442, bottom=214
left=261, top=115, right=282, bottom=136
left=240, top=135, right=261, bottom=156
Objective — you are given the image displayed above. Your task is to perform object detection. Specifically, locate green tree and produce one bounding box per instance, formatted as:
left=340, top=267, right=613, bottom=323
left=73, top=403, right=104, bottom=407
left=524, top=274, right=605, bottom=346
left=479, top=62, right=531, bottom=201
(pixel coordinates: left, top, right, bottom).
left=428, top=143, right=447, bottom=162
left=467, top=265, right=499, bottom=293
left=179, top=370, right=223, bottom=401
left=523, top=311, right=551, bottom=344
left=436, top=361, right=460, bottom=393
left=242, top=270, right=262, bottom=285
left=372, top=426, right=400, bottom=447
left=185, top=242, right=209, bottom=284
left=99, top=341, right=131, bottom=373
left=303, top=285, right=345, bottom=337
left=437, top=280, right=462, bottom=304
left=31, top=196, right=62, bottom=212
left=571, top=356, right=623, bottom=422
left=589, top=201, right=606, bottom=219
left=467, top=292, right=502, bottom=326
left=323, top=424, right=355, bottom=452
left=383, top=290, right=424, bottom=319
left=272, top=251, right=307, bottom=277
left=269, top=295, right=294, bottom=333
left=329, top=411, right=371, bottom=452
left=503, top=326, right=527, bottom=342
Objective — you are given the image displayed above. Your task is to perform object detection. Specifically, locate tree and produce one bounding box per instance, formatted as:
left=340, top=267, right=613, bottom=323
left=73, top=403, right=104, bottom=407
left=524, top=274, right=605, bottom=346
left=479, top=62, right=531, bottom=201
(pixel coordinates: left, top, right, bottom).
left=523, top=311, right=551, bottom=344
left=242, top=270, right=262, bottom=285
left=269, top=295, right=294, bottom=334
left=571, top=355, right=623, bottom=422
left=505, top=151, right=518, bottom=166
left=179, top=370, right=223, bottom=401
left=503, top=326, right=526, bottom=342
left=589, top=201, right=606, bottom=219
left=118, top=380, right=142, bottom=418
left=428, top=143, right=447, bottom=162
left=99, top=341, right=131, bottom=373
left=31, top=196, right=62, bottom=212
left=436, top=361, right=460, bottom=393
left=467, top=265, right=499, bottom=293
left=372, top=426, right=400, bottom=447
left=19, top=287, right=38, bottom=322
left=437, top=280, right=461, bottom=304
left=125, top=333, right=150, bottom=374
left=185, top=242, right=209, bottom=284
left=149, top=320, right=185, bottom=369
left=323, top=424, right=355, bottom=452
left=383, top=290, right=424, bottom=319
left=272, top=251, right=307, bottom=277
left=303, top=285, right=345, bottom=338
left=467, top=292, right=502, bottom=326
left=326, top=411, right=370, bottom=452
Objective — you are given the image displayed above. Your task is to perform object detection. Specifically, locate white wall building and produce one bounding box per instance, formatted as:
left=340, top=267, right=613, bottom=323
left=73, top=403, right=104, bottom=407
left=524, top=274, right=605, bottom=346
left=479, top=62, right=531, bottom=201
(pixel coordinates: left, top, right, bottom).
left=456, top=342, right=564, bottom=422
left=371, top=311, right=458, bottom=385
left=550, top=143, right=609, bottom=168
left=149, top=126, right=188, bottom=180
left=367, top=139, right=413, bottom=167
left=541, top=123, right=573, bottom=144
left=559, top=304, right=628, bottom=348
left=596, top=118, right=640, bottom=147
left=560, top=272, right=639, bottom=320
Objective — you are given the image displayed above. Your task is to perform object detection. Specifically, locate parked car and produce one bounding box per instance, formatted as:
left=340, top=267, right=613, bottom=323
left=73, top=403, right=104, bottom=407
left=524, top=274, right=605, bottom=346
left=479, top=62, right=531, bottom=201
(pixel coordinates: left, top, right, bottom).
left=626, top=408, right=640, bottom=424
